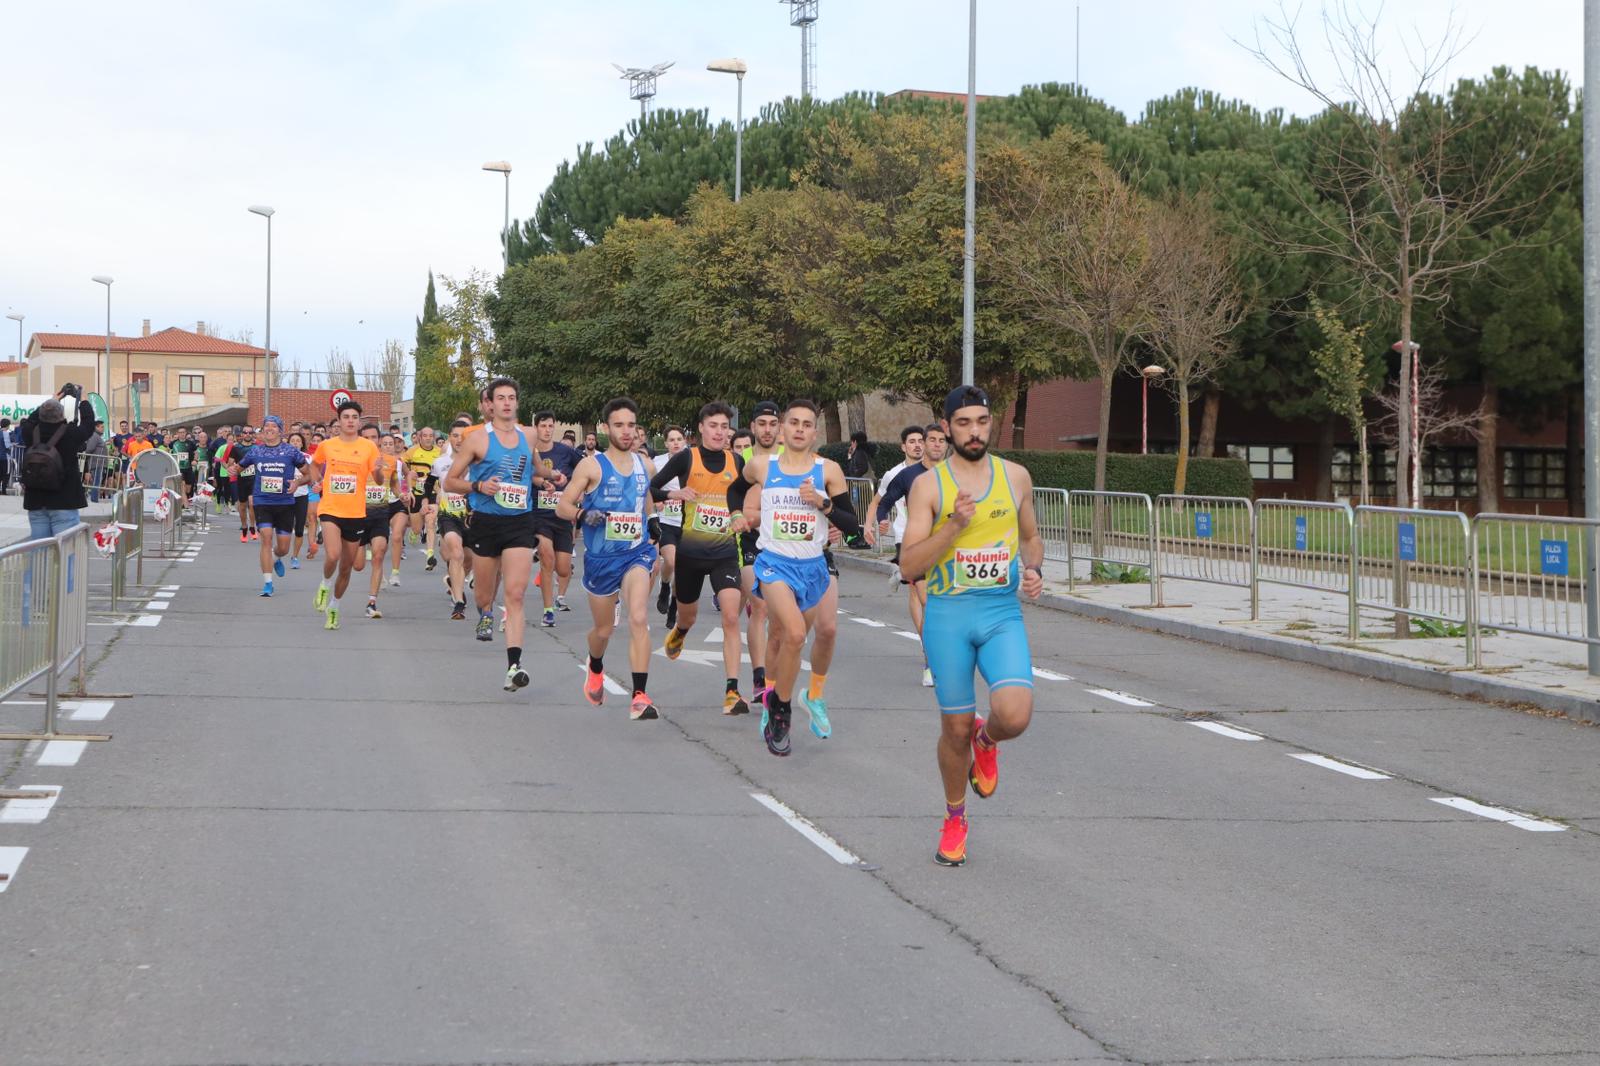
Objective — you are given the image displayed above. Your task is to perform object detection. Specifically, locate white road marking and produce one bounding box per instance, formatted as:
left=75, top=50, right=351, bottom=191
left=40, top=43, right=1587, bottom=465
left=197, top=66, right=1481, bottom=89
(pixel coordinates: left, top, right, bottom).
left=0, top=847, right=27, bottom=892
left=144, top=601, right=170, bottom=611
left=36, top=741, right=87, bottom=767
left=894, top=631, right=921, bottom=641
left=0, top=786, right=61, bottom=824
left=1189, top=720, right=1263, bottom=741
left=656, top=647, right=809, bottom=672
left=1032, top=667, right=1073, bottom=681
left=1290, top=753, right=1390, bottom=780
left=575, top=661, right=628, bottom=696
left=152, top=591, right=176, bottom=599
left=89, top=615, right=162, bottom=627
left=751, top=793, right=863, bottom=865
left=1088, top=688, right=1154, bottom=707
left=69, top=701, right=114, bottom=722
left=160, top=585, right=180, bottom=591
left=1431, top=797, right=1566, bottom=832
left=850, top=616, right=888, bottom=628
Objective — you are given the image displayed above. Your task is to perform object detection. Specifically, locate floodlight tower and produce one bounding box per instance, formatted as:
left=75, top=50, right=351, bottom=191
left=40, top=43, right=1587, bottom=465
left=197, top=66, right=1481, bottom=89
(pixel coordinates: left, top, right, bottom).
left=780, top=0, right=818, bottom=98
left=614, top=61, right=675, bottom=122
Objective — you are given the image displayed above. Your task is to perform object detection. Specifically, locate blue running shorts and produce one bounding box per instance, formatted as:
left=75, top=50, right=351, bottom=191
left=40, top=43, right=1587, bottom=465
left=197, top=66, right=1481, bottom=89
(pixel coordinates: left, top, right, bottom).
left=921, top=593, right=1034, bottom=714
left=581, top=543, right=658, bottom=598
left=752, top=551, right=832, bottom=613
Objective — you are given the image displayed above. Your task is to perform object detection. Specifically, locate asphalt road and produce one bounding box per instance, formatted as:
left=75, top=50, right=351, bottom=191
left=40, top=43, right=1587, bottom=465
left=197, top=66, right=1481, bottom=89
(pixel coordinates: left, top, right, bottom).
left=2, top=528, right=1598, bottom=1066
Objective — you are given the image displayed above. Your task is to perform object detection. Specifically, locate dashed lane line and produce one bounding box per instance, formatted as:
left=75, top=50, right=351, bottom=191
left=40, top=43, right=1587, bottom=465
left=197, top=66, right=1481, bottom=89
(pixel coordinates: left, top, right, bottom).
left=1431, top=797, right=1566, bottom=832
left=0, top=786, right=61, bottom=825
left=1087, top=688, right=1154, bottom=707
left=0, top=847, right=27, bottom=892
left=1189, top=720, right=1264, bottom=741
left=1290, top=753, right=1391, bottom=780
left=751, top=792, right=863, bottom=866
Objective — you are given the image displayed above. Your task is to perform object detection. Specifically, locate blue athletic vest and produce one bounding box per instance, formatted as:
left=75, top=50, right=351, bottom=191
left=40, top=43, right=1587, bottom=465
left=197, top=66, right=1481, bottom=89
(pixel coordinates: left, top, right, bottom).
left=579, top=453, right=651, bottom=558
left=467, top=427, right=535, bottom=516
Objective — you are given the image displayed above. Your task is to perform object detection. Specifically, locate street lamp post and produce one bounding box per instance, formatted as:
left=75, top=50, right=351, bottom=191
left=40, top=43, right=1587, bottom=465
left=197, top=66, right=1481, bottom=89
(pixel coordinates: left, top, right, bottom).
left=91, top=276, right=113, bottom=409
left=1140, top=364, right=1166, bottom=455
left=249, top=206, right=275, bottom=420
left=483, top=162, right=512, bottom=271
left=4, top=313, right=22, bottom=363
left=707, top=59, right=748, bottom=202
left=960, top=0, right=977, bottom=387
left=1585, top=0, right=1600, bottom=674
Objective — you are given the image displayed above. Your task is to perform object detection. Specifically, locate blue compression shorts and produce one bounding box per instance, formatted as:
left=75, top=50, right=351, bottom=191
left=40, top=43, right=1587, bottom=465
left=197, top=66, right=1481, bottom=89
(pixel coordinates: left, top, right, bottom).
left=580, top=543, right=657, bottom=598
left=921, top=593, right=1034, bottom=714
left=751, top=552, right=833, bottom=613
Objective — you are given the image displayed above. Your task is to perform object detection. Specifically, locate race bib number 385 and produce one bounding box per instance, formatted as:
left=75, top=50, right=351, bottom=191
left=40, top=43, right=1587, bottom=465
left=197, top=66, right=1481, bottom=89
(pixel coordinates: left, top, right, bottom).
left=954, top=546, right=1012, bottom=588
left=365, top=485, right=386, bottom=506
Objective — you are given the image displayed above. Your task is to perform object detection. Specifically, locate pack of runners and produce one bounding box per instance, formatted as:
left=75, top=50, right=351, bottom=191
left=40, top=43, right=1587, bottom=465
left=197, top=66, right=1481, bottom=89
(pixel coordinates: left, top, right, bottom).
left=233, top=382, right=1046, bottom=868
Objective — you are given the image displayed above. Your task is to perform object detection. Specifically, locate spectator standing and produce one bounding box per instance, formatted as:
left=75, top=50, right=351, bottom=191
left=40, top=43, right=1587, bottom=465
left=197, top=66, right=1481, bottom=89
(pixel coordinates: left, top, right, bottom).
left=0, top=417, right=12, bottom=494
left=844, top=430, right=876, bottom=479
left=84, top=420, right=107, bottom=503
left=18, top=387, right=95, bottom=538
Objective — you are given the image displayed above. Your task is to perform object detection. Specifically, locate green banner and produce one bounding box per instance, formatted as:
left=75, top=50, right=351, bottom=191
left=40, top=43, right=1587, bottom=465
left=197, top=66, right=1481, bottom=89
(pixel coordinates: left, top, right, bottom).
left=130, top=386, right=141, bottom=424
left=87, top=392, right=109, bottom=426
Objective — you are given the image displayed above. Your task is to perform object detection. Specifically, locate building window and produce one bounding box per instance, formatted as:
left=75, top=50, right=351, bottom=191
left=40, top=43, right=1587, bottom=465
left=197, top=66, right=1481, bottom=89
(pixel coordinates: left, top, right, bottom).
left=1422, top=446, right=1476, bottom=499
left=179, top=374, right=204, bottom=394
left=1227, top=444, right=1295, bottom=481
left=1503, top=449, right=1567, bottom=500
left=1331, top=445, right=1397, bottom=499
left=132, top=372, right=150, bottom=394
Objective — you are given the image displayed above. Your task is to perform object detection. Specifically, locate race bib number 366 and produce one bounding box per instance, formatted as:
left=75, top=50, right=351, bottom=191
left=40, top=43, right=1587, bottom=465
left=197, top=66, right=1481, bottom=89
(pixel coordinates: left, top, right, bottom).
left=771, top=509, right=818, bottom=542
left=954, top=546, right=1012, bottom=588
left=605, top=513, right=643, bottom=543
left=692, top=503, right=731, bottom=535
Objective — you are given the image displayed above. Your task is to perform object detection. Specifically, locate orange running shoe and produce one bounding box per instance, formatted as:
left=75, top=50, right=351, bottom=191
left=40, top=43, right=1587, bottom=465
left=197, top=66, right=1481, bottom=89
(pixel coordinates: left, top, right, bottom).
left=629, top=692, right=659, bottom=721
left=969, top=716, right=998, bottom=799
left=583, top=668, right=606, bottom=706
left=935, top=813, right=968, bottom=867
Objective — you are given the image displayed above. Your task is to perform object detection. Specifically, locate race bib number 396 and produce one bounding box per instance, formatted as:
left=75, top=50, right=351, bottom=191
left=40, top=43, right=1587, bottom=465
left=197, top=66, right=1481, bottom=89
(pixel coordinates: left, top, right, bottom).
left=954, top=546, right=1012, bottom=588
left=605, top=513, right=643, bottom=543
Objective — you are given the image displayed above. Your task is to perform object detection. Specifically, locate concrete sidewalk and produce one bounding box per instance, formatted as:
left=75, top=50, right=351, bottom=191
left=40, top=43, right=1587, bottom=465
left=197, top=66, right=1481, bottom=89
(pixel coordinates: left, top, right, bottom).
left=837, top=548, right=1600, bottom=724
left=0, top=494, right=116, bottom=547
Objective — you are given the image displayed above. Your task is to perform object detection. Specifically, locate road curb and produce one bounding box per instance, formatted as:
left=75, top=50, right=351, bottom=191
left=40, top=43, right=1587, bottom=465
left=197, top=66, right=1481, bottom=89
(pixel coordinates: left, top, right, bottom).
left=833, top=550, right=1600, bottom=725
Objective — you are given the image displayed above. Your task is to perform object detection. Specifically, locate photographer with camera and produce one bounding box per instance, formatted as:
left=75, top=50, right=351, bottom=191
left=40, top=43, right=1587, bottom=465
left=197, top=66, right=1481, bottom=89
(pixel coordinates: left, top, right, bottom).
left=18, top=383, right=96, bottom=539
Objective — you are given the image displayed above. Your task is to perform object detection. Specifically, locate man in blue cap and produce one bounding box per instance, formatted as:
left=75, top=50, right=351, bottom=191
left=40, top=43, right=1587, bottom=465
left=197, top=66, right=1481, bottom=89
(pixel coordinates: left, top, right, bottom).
left=225, top=414, right=308, bottom=596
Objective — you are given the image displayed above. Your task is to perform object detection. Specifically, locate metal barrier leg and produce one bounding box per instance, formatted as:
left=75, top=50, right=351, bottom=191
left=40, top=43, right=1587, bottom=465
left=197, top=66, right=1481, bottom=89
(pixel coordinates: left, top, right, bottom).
left=0, top=533, right=110, bottom=744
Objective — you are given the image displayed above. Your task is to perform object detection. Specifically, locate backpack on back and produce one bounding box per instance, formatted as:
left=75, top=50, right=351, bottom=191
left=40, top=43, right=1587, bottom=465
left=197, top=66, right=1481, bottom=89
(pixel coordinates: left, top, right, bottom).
left=22, top=423, right=68, bottom=492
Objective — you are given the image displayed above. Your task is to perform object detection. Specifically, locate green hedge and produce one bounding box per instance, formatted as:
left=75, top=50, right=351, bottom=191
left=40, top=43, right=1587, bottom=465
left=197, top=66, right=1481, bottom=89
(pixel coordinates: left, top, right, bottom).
left=820, top=442, right=1253, bottom=499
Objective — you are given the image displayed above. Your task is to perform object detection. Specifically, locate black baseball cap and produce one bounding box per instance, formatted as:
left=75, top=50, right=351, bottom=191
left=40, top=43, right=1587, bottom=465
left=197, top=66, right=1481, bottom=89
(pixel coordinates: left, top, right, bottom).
left=750, top=400, right=781, bottom=420
left=943, top=385, right=990, bottom=421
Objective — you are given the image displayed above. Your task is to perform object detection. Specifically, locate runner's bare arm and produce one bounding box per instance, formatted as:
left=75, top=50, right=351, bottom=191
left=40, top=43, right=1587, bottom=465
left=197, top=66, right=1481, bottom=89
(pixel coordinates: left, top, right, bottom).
left=441, top=434, right=486, bottom=495
left=817, top=458, right=861, bottom=536
left=1008, top=461, right=1045, bottom=599
left=554, top=456, right=600, bottom=521
left=898, top=471, right=968, bottom=583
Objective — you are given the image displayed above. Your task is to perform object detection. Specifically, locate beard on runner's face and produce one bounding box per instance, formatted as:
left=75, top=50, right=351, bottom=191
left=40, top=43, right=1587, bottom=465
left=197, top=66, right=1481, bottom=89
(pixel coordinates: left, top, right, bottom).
left=954, top=435, right=987, bottom=461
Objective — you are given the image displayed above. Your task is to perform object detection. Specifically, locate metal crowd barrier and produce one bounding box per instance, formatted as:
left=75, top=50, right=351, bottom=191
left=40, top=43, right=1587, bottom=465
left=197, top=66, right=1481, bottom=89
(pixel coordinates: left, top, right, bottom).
left=1067, top=490, right=1158, bottom=605
left=1472, top=513, right=1599, bottom=667
left=1255, top=499, right=1359, bottom=638
left=109, top=486, right=146, bottom=611
left=4, top=441, right=22, bottom=491
left=0, top=523, right=109, bottom=747
left=1032, top=487, right=1070, bottom=562
left=1355, top=505, right=1474, bottom=663
left=79, top=451, right=120, bottom=503
left=1155, top=494, right=1256, bottom=613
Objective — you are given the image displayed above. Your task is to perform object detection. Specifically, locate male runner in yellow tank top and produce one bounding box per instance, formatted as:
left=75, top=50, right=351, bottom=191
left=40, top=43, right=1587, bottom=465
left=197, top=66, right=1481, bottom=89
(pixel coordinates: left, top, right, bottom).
left=899, top=386, right=1046, bottom=867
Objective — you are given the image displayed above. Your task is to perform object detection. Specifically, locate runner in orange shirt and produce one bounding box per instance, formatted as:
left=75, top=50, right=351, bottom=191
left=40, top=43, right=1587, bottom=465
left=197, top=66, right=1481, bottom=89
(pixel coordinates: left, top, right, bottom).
left=295, top=400, right=380, bottom=631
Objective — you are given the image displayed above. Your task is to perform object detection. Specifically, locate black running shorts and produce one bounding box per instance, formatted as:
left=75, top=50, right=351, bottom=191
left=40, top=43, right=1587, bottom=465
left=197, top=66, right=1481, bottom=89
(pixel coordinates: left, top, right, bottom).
left=674, top=554, right=741, bottom=605
left=533, top=511, right=575, bottom=554
left=467, top=511, right=538, bottom=557
left=437, top=513, right=468, bottom=543
left=322, top=514, right=367, bottom=543
left=254, top=503, right=298, bottom=532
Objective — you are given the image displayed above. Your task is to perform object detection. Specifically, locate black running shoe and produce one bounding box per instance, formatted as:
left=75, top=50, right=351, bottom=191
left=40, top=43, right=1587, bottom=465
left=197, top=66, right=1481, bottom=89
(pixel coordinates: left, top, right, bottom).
left=451, top=600, right=466, bottom=621
left=656, top=582, right=671, bottom=616
left=761, top=691, right=791, bottom=757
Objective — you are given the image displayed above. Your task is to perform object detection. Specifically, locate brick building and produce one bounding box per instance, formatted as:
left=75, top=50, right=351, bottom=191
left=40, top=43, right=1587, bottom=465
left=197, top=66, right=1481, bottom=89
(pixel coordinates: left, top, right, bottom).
left=246, top=388, right=391, bottom=428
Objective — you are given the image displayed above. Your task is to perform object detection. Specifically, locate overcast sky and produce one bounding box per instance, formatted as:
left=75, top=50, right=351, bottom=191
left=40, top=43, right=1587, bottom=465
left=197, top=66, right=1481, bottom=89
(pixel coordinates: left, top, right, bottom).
left=0, top=1, right=1583, bottom=388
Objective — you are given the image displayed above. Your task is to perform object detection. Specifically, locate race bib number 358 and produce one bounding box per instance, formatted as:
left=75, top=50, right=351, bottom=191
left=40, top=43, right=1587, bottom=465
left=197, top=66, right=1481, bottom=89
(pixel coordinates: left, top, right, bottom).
left=954, top=547, right=1012, bottom=588
left=771, top=509, right=818, bottom=542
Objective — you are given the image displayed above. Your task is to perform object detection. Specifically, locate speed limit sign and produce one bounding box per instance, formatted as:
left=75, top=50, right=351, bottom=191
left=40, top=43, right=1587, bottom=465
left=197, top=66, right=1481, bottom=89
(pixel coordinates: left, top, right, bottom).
left=329, top=389, right=353, bottom=412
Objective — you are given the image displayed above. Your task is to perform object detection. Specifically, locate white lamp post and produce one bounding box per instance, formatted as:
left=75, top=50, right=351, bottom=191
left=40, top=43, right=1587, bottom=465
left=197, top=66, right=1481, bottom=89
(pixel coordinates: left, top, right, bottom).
left=1141, top=364, right=1166, bottom=455
left=4, top=313, right=22, bottom=362
left=707, top=59, right=748, bottom=202
left=483, top=162, right=512, bottom=271
left=248, top=206, right=275, bottom=420
left=91, top=276, right=113, bottom=406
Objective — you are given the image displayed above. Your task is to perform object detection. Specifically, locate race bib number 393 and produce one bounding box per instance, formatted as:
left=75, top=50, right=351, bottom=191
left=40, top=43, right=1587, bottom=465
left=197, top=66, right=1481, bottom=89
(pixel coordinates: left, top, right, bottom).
left=692, top=503, right=731, bottom=535
left=771, top=509, right=818, bottom=542
left=605, top=513, right=643, bottom=543
left=954, top=546, right=1012, bottom=588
